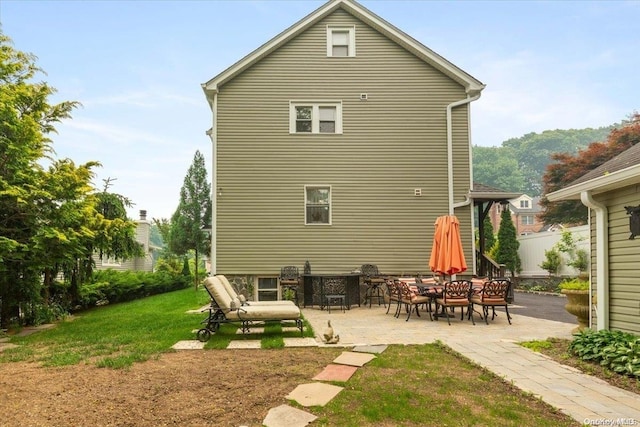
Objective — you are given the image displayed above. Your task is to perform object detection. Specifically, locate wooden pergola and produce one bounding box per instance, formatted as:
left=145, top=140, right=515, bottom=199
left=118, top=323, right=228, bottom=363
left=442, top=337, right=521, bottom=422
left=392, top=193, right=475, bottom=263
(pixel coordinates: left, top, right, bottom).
left=469, top=183, right=523, bottom=278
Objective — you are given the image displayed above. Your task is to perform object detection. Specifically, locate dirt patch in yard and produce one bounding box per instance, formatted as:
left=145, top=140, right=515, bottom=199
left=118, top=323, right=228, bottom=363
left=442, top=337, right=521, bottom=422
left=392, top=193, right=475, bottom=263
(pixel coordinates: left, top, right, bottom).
left=0, top=348, right=342, bottom=427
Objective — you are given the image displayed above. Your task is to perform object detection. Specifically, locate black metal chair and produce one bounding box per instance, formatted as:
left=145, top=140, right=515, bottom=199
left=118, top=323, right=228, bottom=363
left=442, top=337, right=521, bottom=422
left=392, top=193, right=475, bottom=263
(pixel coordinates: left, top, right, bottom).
left=469, top=279, right=512, bottom=324
left=434, top=280, right=475, bottom=325
left=279, top=266, right=300, bottom=306
left=361, top=264, right=386, bottom=308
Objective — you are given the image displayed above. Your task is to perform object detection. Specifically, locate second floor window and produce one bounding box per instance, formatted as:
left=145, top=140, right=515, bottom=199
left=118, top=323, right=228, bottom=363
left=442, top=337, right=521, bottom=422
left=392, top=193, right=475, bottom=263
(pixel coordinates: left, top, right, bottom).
left=522, top=215, right=534, bottom=225
left=290, top=102, right=342, bottom=134
left=520, top=200, right=530, bottom=208
left=305, top=186, right=331, bottom=225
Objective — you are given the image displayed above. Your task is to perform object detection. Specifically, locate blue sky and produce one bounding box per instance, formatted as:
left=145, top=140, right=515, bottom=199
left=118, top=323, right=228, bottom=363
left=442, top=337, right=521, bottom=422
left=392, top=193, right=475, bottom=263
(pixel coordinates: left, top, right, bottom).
left=1, top=0, right=638, bottom=220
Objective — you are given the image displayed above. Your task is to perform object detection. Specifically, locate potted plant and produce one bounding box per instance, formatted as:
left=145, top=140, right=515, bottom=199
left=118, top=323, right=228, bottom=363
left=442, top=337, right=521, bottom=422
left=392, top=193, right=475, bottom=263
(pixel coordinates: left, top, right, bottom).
left=558, top=278, right=590, bottom=332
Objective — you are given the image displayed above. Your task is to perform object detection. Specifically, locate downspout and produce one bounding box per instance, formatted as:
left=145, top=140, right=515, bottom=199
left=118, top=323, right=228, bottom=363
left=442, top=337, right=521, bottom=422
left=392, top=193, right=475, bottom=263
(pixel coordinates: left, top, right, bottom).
left=446, top=93, right=481, bottom=215
left=580, top=191, right=608, bottom=330
left=204, top=87, right=218, bottom=275
left=448, top=92, right=481, bottom=275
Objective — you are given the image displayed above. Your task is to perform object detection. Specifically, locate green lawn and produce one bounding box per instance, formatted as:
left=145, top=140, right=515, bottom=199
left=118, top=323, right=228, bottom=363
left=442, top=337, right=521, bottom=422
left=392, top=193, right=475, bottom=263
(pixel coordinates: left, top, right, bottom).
left=0, top=288, right=580, bottom=426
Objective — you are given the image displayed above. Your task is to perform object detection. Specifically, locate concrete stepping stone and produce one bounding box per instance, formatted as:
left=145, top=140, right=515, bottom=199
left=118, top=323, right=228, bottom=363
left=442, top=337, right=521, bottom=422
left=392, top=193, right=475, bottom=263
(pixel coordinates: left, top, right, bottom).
left=352, top=344, right=388, bottom=354
left=263, top=404, right=317, bottom=427
left=172, top=340, right=205, bottom=350
left=283, top=338, right=318, bottom=347
left=333, top=351, right=376, bottom=367
left=15, top=324, right=55, bottom=337
left=0, top=342, right=19, bottom=352
left=312, top=364, right=358, bottom=382
left=286, top=382, right=343, bottom=407
left=227, top=340, right=261, bottom=349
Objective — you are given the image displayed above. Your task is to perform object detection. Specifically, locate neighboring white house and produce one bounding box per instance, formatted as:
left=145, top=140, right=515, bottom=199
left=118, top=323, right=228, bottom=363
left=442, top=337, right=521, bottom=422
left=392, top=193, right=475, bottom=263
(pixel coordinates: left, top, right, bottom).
left=94, top=210, right=157, bottom=272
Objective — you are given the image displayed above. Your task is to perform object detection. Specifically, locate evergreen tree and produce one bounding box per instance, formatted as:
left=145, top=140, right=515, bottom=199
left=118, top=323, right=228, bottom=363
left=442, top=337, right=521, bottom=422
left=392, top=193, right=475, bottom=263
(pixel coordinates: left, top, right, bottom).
left=495, top=208, right=521, bottom=275
left=169, top=151, right=212, bottom=289
left=483, top=215, right=496, bottom=252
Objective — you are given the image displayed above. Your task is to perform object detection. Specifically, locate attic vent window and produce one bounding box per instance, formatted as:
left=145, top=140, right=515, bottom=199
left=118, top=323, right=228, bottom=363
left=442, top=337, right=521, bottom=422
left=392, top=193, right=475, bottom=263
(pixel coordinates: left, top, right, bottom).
left=327, top=26, right=355, bottom=57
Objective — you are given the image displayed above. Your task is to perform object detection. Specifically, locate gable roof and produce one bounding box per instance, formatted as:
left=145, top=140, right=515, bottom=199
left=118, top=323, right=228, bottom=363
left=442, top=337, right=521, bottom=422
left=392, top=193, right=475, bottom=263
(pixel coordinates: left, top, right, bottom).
left=547, top=143, right=640, bottom=201
left=202, top=0, right=485, bottom=97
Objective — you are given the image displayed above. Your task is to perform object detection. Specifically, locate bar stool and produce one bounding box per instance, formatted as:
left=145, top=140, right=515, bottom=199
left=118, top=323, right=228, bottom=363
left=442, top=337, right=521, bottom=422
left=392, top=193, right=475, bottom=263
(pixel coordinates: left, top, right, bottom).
left=279, top=265, right=300, bottom=306
left=361, top=264, right=386, bottom=308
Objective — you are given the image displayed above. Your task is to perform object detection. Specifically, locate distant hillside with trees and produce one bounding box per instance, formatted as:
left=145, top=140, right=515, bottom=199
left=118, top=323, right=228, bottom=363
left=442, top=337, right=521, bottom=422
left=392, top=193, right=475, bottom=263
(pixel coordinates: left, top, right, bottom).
left=473, top=124, right=618, bottom=196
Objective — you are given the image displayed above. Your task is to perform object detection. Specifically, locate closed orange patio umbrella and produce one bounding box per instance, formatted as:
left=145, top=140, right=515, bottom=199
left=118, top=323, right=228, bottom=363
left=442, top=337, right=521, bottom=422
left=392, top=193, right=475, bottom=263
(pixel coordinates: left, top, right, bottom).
left=429, top=215, right=467, bottom=277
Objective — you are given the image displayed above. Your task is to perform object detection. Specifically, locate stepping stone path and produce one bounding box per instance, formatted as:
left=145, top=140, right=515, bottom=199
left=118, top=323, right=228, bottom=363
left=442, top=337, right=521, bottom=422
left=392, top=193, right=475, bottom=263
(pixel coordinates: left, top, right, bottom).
left=171, top=334, right=383, bottom=427
left=264, top=346, right=382, bottom=427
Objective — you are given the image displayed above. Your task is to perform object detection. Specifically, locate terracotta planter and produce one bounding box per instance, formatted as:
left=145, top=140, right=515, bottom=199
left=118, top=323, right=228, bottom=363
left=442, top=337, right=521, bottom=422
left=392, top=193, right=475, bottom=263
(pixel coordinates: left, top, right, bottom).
left=561, top=289, right=589, bottom=332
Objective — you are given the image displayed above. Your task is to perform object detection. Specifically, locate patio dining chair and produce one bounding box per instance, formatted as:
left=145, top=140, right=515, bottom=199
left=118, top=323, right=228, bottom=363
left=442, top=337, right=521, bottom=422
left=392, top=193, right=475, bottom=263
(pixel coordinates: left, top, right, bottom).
left=398, top=281, right=432, bottom=321
left=469, top=278, right=512, bottom=324
left=385, top=279, right=402, bottom=316
left=434, top=280, right=475, bottom=325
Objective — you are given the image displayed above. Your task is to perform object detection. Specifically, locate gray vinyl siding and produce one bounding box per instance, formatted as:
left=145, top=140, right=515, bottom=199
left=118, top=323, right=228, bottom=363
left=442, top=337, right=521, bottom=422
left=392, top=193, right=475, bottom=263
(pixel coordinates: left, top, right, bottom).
left=595, top=186, right=640, bottom=334
left=215, top=9, right=473, bottom=276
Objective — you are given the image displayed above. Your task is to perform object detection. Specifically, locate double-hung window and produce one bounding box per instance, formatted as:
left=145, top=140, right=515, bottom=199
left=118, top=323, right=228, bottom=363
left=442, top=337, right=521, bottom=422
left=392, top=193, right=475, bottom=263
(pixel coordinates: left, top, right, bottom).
left=522, top=215, right=534, bottom=225
left=327, top=26, right=355, bottom=57
left=290, top=102, right=342, bottom=134
left=305, top=186, right=331, bottom=225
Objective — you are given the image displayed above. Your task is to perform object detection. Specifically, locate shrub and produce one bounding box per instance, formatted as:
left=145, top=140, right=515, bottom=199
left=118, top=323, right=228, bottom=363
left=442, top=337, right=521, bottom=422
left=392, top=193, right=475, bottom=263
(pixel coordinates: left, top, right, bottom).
left=558, top=278, right=589, bottom=291
left=569, top=329, right=640, bottom=378
left=540, top=248, right=562, bottom=276
left=79, top=270, right=190, bottom=309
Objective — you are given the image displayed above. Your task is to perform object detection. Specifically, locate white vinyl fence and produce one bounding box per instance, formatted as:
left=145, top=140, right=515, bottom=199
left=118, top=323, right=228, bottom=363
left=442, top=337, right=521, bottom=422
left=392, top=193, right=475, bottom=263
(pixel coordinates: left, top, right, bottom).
left=517, top=225, right=590, bottom=277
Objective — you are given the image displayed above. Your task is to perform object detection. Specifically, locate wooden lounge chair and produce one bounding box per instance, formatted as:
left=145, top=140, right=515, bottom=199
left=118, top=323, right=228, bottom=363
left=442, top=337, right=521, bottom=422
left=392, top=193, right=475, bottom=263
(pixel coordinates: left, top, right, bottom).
left=197, top=276, right=303, bottom=342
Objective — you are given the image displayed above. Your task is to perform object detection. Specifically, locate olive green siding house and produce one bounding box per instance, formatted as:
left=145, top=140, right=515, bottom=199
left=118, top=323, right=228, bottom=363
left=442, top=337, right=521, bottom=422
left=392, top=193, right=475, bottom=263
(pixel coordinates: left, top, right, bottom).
left=202, top=0, right=485, bottom=300
left=547, top=141, right=640, bottom=335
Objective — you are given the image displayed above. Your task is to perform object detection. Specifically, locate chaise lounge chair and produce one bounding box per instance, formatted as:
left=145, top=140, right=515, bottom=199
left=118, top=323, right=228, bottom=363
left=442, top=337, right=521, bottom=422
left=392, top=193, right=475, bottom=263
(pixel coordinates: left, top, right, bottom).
left=197, top=276, right=303, bottom=342
left=215, top=275, right=296, bottom=306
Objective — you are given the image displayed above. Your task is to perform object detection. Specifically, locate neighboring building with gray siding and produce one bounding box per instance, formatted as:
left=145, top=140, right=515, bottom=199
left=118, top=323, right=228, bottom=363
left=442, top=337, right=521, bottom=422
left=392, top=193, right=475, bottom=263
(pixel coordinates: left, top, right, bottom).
left=547, top=140, right=640, bottom=335
left=94, top=210, right=156, bottom=273
left=202, top=0, right=485, bottom=300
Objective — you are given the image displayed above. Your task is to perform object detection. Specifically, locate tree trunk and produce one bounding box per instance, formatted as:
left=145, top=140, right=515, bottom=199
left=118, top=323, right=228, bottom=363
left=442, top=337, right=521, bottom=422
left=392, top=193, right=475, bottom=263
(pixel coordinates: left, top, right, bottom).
left=194, top=249, right=199, bottom=290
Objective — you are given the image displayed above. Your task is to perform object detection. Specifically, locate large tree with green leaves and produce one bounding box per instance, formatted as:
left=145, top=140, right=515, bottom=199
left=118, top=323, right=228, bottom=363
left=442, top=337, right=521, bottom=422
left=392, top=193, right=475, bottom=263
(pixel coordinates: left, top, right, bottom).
left=473, top=125, right=615, bottom=196
left=0, top=34, right=143, bottom=327
left=169, top=150, right=212, bottom=289
left=0, top=34, right=80, bottom=327
left=540, top=113, right=640, bottom=225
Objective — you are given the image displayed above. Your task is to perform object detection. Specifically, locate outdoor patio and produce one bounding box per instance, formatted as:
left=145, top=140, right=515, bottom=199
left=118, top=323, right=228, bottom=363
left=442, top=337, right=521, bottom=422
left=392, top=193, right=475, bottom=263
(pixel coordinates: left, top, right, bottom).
left=301, top=304, right=576, bottom=347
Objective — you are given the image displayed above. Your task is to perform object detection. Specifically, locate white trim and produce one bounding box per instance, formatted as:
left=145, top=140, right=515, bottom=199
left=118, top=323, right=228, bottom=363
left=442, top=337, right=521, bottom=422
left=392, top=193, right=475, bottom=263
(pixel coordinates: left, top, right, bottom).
left=547, top=163, right=640, bottom=201
left=290, top=101, right=343, bottom=134
left=304, top=185, right=332, bottom=225
left=326, top=25, right=356, bottom=57
left=207, top=92, right=218, bottom=275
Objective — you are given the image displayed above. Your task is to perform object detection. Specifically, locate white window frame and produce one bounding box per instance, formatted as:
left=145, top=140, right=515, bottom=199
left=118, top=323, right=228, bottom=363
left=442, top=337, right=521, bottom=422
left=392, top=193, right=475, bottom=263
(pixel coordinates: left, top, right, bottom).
left=520, top=200, right=530, bottom=208
left=521, top=215, right=534, bottom=225
left=289, top=101, right=343, bottom=134
left=304, top=185, right=332, bottom=225
left=327, top=25, right=356, bottom=57
left=257, top=277, right=279, bottom=301
left=102, top=256, right=121, bottom=267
